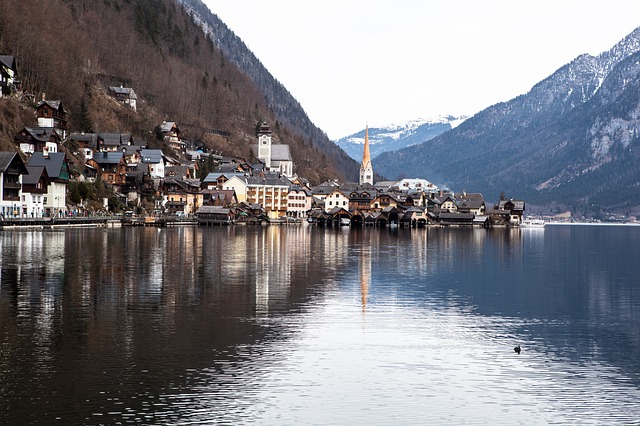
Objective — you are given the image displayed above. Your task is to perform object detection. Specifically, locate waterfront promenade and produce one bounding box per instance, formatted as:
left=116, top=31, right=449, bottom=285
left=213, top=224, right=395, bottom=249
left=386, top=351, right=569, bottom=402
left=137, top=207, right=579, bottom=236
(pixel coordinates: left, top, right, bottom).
left=0, top=216, right=198, bottom=228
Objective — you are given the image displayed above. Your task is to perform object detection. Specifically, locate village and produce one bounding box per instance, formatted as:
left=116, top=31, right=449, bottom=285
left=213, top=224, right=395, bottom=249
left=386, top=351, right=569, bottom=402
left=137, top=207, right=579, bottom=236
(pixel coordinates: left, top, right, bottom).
left=0, top=55, right=526, bottom=228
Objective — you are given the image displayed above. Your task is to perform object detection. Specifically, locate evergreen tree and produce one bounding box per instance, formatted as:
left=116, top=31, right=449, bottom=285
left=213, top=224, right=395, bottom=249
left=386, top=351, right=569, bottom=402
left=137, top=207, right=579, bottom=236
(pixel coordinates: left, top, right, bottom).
left=79, top=99, right=93, bottom=133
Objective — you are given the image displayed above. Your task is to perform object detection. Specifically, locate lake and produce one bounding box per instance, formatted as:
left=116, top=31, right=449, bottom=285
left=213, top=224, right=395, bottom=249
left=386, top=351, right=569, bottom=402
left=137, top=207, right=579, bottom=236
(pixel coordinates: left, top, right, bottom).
left=1, top=224, right=639, bottom=424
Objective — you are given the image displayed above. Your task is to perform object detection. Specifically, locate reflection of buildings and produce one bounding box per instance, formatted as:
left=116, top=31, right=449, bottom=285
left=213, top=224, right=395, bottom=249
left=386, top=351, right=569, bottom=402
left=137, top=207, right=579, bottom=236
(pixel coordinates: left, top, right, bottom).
left=222, top=226, right=316, bottom=317
left=2, top=230, right=66, bottom=368
left=360, top=242, right=371, bottom=313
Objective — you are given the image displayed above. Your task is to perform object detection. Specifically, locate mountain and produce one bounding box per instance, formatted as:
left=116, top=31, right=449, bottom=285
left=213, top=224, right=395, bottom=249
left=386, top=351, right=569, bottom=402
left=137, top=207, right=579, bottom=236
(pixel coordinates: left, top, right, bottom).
left=375, top=27, right=640, bottom=216
left=176, top=0, right=358, bottom=182
left=334, top=116, right=467, bottom=162
left=0, top=0, right=356, bottom=184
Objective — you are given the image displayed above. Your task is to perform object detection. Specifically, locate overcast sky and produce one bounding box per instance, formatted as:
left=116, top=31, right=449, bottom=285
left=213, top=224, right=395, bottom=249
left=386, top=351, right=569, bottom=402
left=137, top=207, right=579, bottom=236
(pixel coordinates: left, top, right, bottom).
left=203, top=1, right=640, bottom=139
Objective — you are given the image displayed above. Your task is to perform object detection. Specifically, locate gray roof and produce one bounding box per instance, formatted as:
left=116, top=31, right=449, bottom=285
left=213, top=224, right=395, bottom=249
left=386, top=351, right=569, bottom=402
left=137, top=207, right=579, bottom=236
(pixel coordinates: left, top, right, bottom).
left=160, top=121, right=177, bottom=132
left=22, top=166, right=47, bottom=185
left=498, top=199, right=525, bottom=211
left=0, top=152, right=26, bottom=173
left=197, top=205, right=230, bottom=214
left=36, top=100, right=66, bottom=112
left=108, top=86, right=137, bottom=99
left=69, top=132, right=99, bottom=145
left=251, top=144, right=292, bottom=162
left=100, top=133, right=132, bottom=146
left=93, top=151, right=124, bottom=165
left=0, top=55, right=16, bottom=71
left=455, top=192, right=485, bottom=209
left=140, top=149, right=163, bottom=164
left=270, top=144, right=292, bottom=161
left=311, top=184, right=337, bottom=196
left=246, top=175, right=290, bottom=186
left=20, top=127, right=60, bottom=143
left=203, top=172, right=245, bottom=183
left=27, top=152, right=67, bottom=179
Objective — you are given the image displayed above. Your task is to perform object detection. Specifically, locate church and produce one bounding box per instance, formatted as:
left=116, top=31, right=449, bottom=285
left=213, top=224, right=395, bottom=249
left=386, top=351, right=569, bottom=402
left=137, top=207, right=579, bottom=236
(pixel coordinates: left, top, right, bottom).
left=254, top=121, right=293, bottom=178
left=359, top=125, right=373, bottom=185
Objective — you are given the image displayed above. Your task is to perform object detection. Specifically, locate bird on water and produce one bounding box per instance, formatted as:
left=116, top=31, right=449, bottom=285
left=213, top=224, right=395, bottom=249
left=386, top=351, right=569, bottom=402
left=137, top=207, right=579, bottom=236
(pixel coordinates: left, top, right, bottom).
left=514, top=345, right=521, bottom=354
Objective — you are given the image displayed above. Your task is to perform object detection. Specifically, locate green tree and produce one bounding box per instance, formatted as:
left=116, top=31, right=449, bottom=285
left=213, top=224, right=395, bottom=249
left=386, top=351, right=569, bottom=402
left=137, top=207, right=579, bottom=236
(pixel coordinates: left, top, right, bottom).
left=79, top=98, right=93, bottom=133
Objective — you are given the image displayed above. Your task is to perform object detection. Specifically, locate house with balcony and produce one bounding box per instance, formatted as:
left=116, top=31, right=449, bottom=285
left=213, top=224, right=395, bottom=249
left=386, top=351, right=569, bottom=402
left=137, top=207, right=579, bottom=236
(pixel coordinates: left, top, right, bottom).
left=324, top=188, right=350, bottom=213
left=455, top=192, right=486, bottom=216
left=108, top=85, right=138, bottom=111
left=287, top=185, right=311, bottom=219
left=0, top=55, right=18, bottom=97
left=27, top=152, right=70, bottom=217
left=343, top=183, right=378, bottom=213
left=88, top=151, right=127, bottom=187
left=14, top=127, right=62, bottom=156
left=159, top=121, right=185, bottom=154
left=140, top=149, right=165, bottom=178
left=162, top=178, right=203, bottom=216
left=21, top=165, right=50, bottom=218
left=0, top=152, right=28, bottom=218
left=35, top=99, right=68, bottom=138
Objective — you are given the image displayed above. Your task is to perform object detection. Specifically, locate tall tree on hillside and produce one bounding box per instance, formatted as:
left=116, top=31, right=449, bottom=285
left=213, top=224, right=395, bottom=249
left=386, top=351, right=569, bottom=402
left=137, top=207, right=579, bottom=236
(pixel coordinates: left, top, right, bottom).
left=78, top=98, right=93, bottom=133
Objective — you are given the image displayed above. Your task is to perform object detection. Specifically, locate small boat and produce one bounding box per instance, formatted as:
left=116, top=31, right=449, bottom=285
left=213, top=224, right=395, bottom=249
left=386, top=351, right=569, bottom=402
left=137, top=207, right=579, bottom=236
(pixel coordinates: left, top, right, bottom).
left=520, top=218, right=545, bottom=228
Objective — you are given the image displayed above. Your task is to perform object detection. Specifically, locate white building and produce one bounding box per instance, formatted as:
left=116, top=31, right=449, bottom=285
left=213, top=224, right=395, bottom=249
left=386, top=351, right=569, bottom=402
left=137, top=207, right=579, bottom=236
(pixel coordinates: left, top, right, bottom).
left=287, top=186, right=312, bottom=218
left=0, top=152, right=27, bottom=218
left=324, top=188, right=350, bottom=213
left=140, top=149, right=165, bottom=178
left=254, top=121, right=294, bottom=178
left=394, top=178, right=439, bottom=193
left=223, top=175, right=290, bottom=219
left=26, top=152, right=69, bottom=217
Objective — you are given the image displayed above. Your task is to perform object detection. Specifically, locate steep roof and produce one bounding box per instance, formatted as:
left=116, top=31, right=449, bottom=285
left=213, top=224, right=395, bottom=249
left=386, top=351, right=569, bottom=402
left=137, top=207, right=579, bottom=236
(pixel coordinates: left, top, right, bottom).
left=159, top=121, right=177, bottom=133
left=36, top=99, right=66, bottom=112
left=270, top=144, right=292, bottom=161
left=19, top=127, right=60, bottom=143
left=0, top=152, right=27, bottom=174
left=22, top=165, right=48, bottom=185
left=27, top=152, right=68, bottom=179
left=455, top=192, right=485, bottom=209
left=0, top=55, right=16, bottom=72
left=108, top=86, right=137, bottom=99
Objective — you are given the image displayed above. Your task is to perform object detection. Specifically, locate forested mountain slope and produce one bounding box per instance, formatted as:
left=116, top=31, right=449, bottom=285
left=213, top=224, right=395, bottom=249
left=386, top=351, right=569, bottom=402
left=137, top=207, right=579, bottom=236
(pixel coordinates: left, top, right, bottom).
left=0, top=0, right=356, bottom=184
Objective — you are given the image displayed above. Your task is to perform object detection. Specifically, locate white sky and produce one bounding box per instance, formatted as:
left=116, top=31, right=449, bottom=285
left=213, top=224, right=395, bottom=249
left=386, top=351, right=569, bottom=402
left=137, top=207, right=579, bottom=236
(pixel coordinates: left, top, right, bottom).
left=203, top=1, right=640, bottom=140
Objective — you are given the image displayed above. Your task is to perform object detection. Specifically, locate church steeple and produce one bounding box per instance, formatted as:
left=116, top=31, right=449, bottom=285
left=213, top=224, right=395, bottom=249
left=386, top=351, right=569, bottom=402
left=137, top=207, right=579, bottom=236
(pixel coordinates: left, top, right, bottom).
left=359, top=125, right=373, bottom=185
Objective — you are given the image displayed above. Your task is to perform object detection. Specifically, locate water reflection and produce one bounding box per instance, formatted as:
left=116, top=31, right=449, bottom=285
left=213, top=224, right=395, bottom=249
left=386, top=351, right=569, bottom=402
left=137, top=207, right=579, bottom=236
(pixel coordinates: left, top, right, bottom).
left=0, top=225, right=639, bottom=424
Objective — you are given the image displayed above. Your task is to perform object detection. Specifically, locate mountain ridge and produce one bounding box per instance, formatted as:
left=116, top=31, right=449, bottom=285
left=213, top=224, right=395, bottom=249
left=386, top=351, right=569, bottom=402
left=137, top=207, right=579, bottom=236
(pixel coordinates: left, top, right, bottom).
left=334, top=115, right=467, bottom=162
left=374, top=26, right=640, bottom=216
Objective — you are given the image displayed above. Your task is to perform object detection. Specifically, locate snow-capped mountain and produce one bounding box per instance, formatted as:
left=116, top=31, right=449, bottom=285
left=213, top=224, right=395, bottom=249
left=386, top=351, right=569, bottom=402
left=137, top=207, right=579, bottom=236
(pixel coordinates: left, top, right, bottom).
left=334, top=115, right=467, bottom=161
left=375, top=26, right=640, bottom=216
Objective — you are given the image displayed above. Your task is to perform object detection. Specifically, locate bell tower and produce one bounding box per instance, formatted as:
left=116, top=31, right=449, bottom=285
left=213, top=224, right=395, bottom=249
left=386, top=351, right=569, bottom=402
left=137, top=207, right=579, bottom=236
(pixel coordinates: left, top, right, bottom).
left=359, top=125, right=373, bottom=185
left=257, top=120, right=272, bottom=169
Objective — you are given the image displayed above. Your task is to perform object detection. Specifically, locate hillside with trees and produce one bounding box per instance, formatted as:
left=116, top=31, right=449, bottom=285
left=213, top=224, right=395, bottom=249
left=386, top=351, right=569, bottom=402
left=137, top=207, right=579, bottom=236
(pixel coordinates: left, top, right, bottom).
left=0, top=0, right=356, bottom=184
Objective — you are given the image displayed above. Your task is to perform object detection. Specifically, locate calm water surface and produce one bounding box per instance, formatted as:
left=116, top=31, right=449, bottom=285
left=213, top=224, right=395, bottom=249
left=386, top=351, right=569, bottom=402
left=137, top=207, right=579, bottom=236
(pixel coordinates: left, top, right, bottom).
left=1, top=224, right=639, bottom=424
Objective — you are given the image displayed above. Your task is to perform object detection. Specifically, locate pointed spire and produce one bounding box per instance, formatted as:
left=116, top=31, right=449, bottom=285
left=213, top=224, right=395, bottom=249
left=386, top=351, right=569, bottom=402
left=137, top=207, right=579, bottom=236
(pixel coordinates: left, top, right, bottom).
left=359, top=125, right=374, bottom=185
left=362, top=125, right=371, bottom=166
